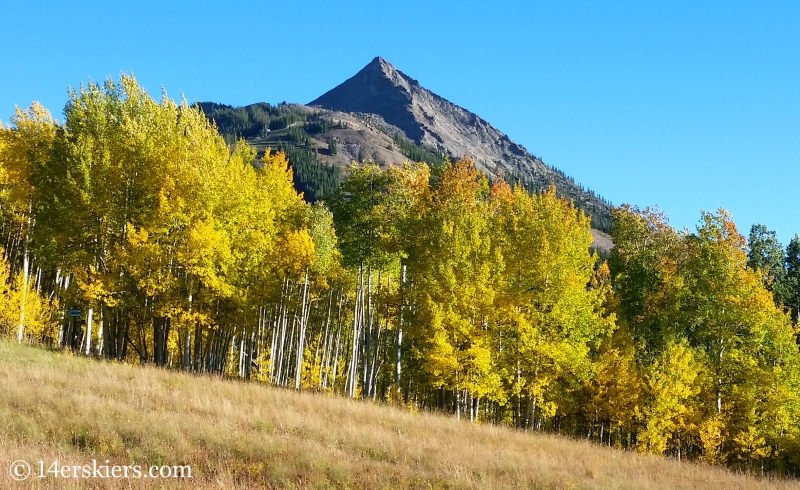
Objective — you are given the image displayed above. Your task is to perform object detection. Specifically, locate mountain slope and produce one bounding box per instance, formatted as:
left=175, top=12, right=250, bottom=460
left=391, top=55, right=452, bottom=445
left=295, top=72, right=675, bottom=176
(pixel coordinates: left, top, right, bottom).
left=310, top=57, right=612, bottom=230
left=198, top=57, right=613, bottom=234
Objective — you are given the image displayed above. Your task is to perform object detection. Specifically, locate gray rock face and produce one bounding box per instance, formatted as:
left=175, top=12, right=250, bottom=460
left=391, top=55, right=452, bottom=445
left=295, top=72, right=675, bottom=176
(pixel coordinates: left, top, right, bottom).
left=310, top=57, right=611, bottom=226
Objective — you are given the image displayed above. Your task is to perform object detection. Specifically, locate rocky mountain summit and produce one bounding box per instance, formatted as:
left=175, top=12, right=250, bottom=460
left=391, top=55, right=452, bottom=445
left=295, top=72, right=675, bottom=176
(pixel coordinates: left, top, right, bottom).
left=310, top=57, right=611, bottom=229
left=198, top=57, right=613, bottom=239
left=311, top=57, right=527, bottom=174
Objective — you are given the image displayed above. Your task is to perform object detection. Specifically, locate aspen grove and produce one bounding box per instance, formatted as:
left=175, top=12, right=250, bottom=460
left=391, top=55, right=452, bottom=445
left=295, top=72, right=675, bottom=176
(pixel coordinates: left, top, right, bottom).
left=1, top=76, right=799, bottom=474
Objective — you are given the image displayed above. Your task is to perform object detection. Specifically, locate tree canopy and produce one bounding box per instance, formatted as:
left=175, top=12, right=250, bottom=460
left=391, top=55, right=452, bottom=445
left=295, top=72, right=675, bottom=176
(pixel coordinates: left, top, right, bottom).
left=1, top=74, right=799, bottom=475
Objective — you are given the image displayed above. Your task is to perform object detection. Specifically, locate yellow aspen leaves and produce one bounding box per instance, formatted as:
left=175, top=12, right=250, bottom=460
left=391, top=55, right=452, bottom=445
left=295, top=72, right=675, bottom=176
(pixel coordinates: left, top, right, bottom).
left=2, top=73, right=799, bottom=474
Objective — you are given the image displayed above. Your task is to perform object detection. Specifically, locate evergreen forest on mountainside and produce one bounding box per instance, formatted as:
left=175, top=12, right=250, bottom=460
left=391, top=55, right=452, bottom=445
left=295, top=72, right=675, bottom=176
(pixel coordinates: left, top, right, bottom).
left=195, top=101, right=614, bottom=233
left=1, top=75, right=800, bottom=477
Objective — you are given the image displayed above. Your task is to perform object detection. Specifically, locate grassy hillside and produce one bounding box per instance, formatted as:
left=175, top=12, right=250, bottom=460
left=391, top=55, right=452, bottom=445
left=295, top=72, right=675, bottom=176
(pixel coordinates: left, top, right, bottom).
left=0, top=341, right=796, bottom=490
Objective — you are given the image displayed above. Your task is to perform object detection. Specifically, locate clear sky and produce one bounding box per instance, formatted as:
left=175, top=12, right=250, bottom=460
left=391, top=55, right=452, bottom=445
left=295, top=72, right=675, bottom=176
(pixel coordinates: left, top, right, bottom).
left=2, top=1, right=798, bottom=243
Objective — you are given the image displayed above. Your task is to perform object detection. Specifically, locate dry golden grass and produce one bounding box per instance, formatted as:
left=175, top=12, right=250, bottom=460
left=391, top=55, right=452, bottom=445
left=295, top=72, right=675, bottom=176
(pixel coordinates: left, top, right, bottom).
left=0, top=341, right=797, bottom=489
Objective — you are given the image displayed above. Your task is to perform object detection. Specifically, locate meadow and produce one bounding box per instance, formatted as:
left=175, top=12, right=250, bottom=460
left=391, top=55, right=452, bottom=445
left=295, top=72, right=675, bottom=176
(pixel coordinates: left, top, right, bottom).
left=1, top=341, right=797, bottom=489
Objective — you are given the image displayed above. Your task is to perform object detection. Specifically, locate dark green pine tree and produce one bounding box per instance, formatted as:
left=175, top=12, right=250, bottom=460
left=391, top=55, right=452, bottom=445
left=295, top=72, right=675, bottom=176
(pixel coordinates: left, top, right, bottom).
left=748, top=224, right=789, bottom=307
left=783, top=234, right=800, bottom=323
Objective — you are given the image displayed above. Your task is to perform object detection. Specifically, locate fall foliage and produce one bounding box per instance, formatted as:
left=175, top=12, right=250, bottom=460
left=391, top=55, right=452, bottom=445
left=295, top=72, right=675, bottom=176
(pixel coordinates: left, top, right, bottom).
left=2, top=74, right=799, bottom=475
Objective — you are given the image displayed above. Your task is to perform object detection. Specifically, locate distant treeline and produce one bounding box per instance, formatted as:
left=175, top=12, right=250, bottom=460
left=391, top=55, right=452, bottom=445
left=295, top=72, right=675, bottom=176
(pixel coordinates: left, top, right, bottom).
left=275, top=143, right=340, bottom=202
left=198, top=101, right=614, bottom=233
left=391, top=133, right=446, bottom=168
left=195, top=101, right=314, bottom=142
left=198, top=102, right=342, bottom=201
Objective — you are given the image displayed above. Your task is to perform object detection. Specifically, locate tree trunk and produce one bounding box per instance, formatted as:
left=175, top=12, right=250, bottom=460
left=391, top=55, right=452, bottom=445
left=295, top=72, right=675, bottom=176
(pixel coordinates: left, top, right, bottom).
left=363, top=266, right=373, bottom=396
left=183, top=275, right=193, bottom=371
left=329, top=288, right=345, bottom=391
left=84, top=308, right=94, bottom=355
left=16, top=248, right=30, bottom=342
left=396, top=265, right=405, bottom=402
left=295, top=268, right=310, bottom=390
left=348, top=267, right=364, bottom=398
left=96, top=306, right=104, bottom=356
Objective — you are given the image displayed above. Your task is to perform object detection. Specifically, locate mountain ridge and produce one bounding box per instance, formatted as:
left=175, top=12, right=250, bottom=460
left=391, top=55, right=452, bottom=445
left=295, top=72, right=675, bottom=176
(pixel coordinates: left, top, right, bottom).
left=309, top=57, right=612, bottom=230
left=197, top=57, right=613, bottom=234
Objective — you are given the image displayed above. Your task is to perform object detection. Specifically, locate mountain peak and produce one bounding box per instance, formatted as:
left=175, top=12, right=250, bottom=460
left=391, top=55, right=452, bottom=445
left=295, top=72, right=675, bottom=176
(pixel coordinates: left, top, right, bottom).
left=361, top=56, right=402, bottom=80
left=368, top=56, right=388, bottom=66
left=309, top=58, right=501, bottom=162
left=308, top=58, right=611, bottom=230
left=309, top=57, right=421, bottom=138
left=350, top=56, right=419, bottom=93
left=365, top=56, right=396, bottom=74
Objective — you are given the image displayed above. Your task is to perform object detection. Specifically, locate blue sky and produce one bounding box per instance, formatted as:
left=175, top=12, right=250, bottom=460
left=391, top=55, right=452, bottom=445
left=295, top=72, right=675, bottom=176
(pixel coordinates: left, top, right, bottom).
left=2, top=1, right=798, bottom=243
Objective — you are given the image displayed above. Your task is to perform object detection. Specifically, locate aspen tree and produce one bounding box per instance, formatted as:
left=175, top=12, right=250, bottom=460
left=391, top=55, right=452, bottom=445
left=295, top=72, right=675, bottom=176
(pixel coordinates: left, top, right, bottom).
left=406, top=158, right=501, bottom=415
left=638, top=339, right=704, bottom=459
left=492, top=185, right=614, bottom=427
left=0, top=104, right=56, bottom=342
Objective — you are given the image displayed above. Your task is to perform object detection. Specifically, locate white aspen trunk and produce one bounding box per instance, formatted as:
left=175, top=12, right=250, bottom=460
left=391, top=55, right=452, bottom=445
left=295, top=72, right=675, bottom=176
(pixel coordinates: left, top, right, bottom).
left=269, top=313, right=278, bottom=382
left=16, top=209, right=33, bottom=343
left=277, top=308, right=286, bottom=384
left=295, top=269, right=310, bottom=390
left=239, top=334, right=245, bottom=378
left=346, top=275, right=356, bottom=396
left=58, top=274, right=69, bottom=346
left=257, top=307, right=265, bottom=370
left=330, top=328, right=339, bottom=389
left=284, top=307, right=298, bottom=387
left=330, top=319, right=342, bottom=390
left=97, top=307, right=105, bottom=356
left=328, top=288, right=345, bottom=390
left=717, top=340, right=724, bottom=415
left=276, top=279, right=292, bottom=385
left=348, top=268, right=363, bottom=398
left=239, top=336, right=246, bottom=378
left=516, top=359, right=522, bottom=427
left=369, top=273, right=389, bottom=401
left=396, top=265, right=405, bottom=401
left=247, top=329, right=256, bottom=380
left=363, top=267, right=373, bottom=395
left=276, top=302, right=289, bottom=385
left=283, top=305, right=297, bottom=385
left=371, top=315, right=381, bottom=400
left=356, top=270, right=365, bottom=396
left=370, top=273, right=390, bottom=400
left=53, top=269, right=61, bottom=300
left=270, top=283, right=286, bottom=383
left=527, top=396, right=537, bottom=430
left=85, top=308, right=94, bottom=356
left=16, top=249, right=30, bottom=342
left=318, top=289, right=334, bottom=387
left=184, top=275, right=193, bottom=370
